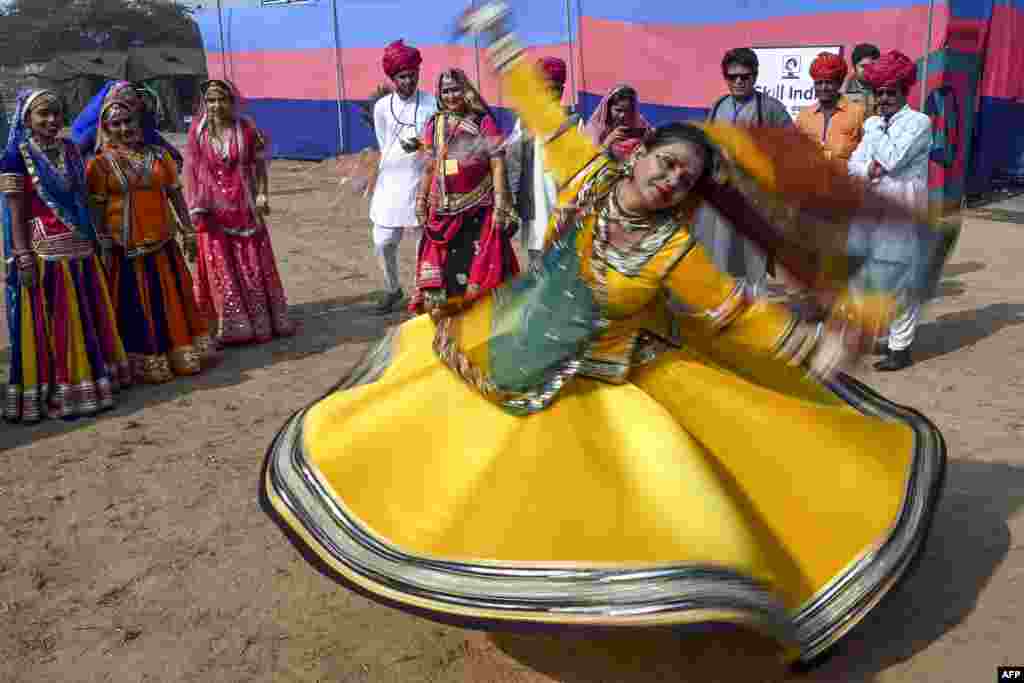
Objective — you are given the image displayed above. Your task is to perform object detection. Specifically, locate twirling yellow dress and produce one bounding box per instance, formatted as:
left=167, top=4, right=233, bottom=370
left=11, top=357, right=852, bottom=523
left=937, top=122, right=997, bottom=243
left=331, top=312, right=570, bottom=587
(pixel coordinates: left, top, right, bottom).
left=263, top=52, right=945, bottom=664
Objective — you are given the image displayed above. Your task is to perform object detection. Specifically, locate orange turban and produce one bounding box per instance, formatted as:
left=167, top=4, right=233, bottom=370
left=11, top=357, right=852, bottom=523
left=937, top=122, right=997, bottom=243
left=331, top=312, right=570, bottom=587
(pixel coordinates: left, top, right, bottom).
left=382, top=40, right=422, bottom=78
left=809, top=52, right=848, bottom=82
left=537, top=57, right=567, bottom=86
left=862, top=51, right=918, bottom=91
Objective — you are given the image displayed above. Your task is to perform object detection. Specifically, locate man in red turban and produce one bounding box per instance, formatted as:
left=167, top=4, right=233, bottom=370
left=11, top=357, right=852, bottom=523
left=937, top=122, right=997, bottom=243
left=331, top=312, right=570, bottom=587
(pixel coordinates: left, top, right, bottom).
left=537, top=56, right=567, bottom=87
left=796, top=52, right=865, bottom=163
left=382, top=39, right=423, bottom=80
left=809, top=52, right=848, bottom=84
left=862, top=50, right=917, bottom=95
left=369, top=39, right=437, bottom=313
left=847, top=49, right=932, bottom=370
left=505, top=56, right=581, bottom=270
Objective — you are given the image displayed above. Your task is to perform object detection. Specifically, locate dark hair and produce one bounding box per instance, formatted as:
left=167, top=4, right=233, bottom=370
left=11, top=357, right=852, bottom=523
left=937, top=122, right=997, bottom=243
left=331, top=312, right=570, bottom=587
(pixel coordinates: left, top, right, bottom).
left=436, top=68, right=493, bottom=119
left=643, top=122, right=717, bottom=185
left=609, top=86, right=637, bottom=104
left=604, top=86, right=637, bottom=122
left=721, top=48, right=759, bottom=75
left=851, top=43, right=881, bottom=67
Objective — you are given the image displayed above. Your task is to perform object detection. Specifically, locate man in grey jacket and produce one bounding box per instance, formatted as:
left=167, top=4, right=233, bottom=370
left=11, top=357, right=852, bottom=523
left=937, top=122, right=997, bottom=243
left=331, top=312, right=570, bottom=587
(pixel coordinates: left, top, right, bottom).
left=695, top=47, right=792, bottom=296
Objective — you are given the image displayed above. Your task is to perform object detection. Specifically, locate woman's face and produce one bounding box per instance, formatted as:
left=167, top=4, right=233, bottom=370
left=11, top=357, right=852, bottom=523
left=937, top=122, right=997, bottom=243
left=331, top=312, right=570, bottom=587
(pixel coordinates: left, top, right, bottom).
left=440, top=77, right=466, bottom=113
left=205, top=89, right=234, bottom=121
left=608, top=94, right=635, bottom=128
left=27, top=100, right=62, bottom=141
left=627, top=140, right=706, bottom=212
left=104, top=109, right=143, bottom=147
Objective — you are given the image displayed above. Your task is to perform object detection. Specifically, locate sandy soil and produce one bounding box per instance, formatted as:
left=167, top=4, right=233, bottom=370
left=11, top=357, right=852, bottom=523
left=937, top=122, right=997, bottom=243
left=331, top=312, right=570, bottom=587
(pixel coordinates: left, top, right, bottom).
left=1, top=158, right=1022, bottom=683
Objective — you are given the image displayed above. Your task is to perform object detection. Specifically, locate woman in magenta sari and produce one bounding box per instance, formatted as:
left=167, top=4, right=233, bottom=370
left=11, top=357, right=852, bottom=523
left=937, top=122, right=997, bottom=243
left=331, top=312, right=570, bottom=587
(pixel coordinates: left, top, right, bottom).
left=584, top=84, right=652, bottom=161
left=186, top=79, right=295, bottom=345
left=411, top=68, right=519, bottom=313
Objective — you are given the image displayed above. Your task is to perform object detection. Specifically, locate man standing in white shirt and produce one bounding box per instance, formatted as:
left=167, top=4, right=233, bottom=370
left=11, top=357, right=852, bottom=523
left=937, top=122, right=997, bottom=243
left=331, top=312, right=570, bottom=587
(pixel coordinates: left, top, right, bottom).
left=369, top=40, right=437, bottom=313
left=848, top=50, right=932, bottom=371
left=504, top=56, right=581, bottom=271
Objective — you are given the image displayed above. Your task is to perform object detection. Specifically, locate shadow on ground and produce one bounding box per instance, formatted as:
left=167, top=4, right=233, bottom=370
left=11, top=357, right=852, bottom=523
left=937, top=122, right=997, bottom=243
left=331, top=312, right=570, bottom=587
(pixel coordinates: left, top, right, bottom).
left=913, top=302, right=1024, bottom=363
left=480, top=459, right=1022, bottom=683
left=0, top=292, right=402, bottom=451
left=932, top=260, right=987, bottom=300
left=800, top=458, right=1024, bottom=681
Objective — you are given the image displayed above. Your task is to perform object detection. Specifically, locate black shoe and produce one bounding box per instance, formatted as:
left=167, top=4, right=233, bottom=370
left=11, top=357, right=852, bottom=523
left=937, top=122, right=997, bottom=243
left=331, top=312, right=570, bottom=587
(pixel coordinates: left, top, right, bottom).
left=373, top=289, right=405, bottom=314
left=874, top=348, right=912, bottom=371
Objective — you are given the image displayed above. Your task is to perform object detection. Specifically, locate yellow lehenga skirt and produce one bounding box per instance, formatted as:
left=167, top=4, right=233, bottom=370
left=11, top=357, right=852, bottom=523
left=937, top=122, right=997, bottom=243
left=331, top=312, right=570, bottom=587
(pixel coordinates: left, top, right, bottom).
left=264, top=313, right=944, bottom=663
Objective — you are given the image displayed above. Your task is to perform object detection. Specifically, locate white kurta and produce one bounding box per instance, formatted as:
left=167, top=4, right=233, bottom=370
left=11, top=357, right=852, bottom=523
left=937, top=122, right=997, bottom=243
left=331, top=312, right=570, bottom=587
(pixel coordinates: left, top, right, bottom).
left=369, top=91, right=437, bottom=228
left=848, top=104, right=931, bottom=211
left=847, top=104, right=932, bottom=351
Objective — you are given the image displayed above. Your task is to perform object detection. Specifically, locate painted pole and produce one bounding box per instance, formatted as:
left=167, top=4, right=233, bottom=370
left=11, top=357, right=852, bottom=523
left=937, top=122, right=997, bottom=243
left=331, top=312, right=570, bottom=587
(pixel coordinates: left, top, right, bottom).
left=921, top=0, right=936, bottom=109
left=330, top=0, right=347, bottom=153
left=566, top=0, right=577, bottom=111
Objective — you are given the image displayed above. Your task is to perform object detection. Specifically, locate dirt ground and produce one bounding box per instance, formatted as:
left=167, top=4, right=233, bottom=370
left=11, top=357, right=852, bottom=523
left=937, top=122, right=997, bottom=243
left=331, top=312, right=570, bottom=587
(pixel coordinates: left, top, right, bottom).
left=1, top=156, right=1022, bottom=683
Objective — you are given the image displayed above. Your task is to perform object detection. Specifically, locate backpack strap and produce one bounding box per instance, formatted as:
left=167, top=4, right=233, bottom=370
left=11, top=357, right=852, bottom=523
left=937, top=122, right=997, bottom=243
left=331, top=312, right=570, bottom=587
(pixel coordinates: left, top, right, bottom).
left=708, top=95, right=730, bottom=122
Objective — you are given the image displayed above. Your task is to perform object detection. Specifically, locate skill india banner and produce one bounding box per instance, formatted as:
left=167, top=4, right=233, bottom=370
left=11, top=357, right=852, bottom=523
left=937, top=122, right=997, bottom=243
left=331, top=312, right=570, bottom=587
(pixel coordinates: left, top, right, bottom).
left=752, top=45, right=843, bottom=119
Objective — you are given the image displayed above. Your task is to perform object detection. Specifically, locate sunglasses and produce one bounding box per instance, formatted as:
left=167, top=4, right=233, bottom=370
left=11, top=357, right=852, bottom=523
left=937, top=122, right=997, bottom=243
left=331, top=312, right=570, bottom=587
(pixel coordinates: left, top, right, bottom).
left=725, top=72, right=755, bottom=83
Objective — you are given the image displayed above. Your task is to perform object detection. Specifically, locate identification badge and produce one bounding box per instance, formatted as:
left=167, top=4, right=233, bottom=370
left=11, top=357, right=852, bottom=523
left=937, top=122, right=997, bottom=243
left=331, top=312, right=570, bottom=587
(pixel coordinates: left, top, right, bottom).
left=444, top=158, right=460, bottom=176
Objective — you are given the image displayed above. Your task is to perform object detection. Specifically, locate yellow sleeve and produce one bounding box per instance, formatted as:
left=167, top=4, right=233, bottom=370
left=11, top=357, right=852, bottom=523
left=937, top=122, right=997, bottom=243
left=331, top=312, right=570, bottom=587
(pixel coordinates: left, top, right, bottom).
left=664, top=240, right=822, bottom=364
left=492, top=44, right=602, bottom=188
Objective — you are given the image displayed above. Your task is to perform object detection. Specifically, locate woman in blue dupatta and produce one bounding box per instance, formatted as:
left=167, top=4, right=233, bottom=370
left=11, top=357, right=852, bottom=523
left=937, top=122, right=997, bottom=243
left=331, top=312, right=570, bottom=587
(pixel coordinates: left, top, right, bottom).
left=1, top=89, right=131, bottom=423
left=71, top=80, right=184, bottom=170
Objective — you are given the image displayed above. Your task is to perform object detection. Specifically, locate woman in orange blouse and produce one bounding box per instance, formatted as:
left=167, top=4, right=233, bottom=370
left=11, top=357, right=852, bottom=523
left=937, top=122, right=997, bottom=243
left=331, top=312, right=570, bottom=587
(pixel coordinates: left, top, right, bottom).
left=86, top=88, right=218, bottom=383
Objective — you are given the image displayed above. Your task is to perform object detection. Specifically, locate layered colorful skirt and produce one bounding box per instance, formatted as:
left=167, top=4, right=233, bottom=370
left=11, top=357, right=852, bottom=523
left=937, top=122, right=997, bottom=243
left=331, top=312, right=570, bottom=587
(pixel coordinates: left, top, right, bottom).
left=193, top=225, right=295, bottom=345
left=263, top=314, right=945, bottom=664
left=410, top=206, right=519, bottom=313
left=4, top=246, right=131, bottom=422
left=107, top=239, right=218, bottom=383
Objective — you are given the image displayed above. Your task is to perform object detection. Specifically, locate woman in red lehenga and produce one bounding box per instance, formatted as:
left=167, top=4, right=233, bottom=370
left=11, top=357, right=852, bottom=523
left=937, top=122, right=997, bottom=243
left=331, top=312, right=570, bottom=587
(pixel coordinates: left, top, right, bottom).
left=185, top=79, right=295, bottom=345
left=410, top=68, right=519, bottom=313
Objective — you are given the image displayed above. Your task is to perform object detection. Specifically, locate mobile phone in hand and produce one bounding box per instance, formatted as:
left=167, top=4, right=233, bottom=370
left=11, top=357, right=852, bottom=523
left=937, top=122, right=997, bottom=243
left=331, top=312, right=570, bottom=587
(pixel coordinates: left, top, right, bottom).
left=619, top=127, right=647, bottom=138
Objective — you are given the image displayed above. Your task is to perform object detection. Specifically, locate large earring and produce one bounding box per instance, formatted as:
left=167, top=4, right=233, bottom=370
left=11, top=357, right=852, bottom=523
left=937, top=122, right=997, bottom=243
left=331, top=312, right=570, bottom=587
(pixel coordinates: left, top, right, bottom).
left=623, top=152, right=640, bottom=178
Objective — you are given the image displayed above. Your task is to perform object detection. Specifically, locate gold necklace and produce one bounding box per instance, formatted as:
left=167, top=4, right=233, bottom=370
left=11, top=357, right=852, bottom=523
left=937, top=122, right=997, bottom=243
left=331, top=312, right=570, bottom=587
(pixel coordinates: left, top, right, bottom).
left=609, top=181, right=656, bottom=232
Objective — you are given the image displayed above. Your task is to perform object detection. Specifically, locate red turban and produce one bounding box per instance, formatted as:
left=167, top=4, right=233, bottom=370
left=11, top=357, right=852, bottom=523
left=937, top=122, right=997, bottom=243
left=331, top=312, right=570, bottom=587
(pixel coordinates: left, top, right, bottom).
left=537, top=57, right=567, bottom=86
left=382, top=40, right=422, bottom=78
left=809, top=52, right=848, bottom=82
left=862, top=50, right=918, bottom=91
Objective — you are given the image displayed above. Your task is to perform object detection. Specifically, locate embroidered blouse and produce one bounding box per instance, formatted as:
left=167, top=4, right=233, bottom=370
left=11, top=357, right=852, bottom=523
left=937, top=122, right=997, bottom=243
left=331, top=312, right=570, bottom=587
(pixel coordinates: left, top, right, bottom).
left=430, top=46, right=823, bottom=415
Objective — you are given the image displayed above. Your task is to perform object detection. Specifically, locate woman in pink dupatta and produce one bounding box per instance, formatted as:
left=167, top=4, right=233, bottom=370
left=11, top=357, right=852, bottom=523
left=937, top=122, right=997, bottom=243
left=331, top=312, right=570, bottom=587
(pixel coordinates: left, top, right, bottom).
left=410, top=68, right=518, bottom=314
left=186, top=79, right=295, bottom=345
left=584, top=84, right=652, bottom=161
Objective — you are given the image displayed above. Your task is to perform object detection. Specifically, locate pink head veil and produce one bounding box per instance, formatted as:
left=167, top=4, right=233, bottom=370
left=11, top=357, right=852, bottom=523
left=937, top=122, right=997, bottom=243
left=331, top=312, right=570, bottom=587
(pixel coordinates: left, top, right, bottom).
left=185, top=79, right=268, bottom=221
left=584, top=84, right=651, bottom=159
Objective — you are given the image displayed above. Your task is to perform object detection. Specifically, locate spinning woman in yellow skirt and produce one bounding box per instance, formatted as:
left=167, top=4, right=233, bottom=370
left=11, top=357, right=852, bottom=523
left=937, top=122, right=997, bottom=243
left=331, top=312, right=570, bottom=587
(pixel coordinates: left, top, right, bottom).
left=263, top=5, right=947, bottom=665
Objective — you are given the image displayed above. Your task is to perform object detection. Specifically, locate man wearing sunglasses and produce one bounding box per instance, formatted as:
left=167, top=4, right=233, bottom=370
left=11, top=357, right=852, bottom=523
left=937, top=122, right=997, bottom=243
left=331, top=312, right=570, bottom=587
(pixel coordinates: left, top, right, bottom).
left=847, top=50, right=933, bottom=371
left=696, top=47, right=792, bottom=297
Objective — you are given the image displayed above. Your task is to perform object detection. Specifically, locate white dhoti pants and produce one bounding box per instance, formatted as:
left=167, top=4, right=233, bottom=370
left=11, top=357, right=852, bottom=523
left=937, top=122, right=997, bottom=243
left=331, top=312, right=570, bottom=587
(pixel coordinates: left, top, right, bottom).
left=882, top=301, right=922, bottom=351
left=372, top=224, right=420, bottom=294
